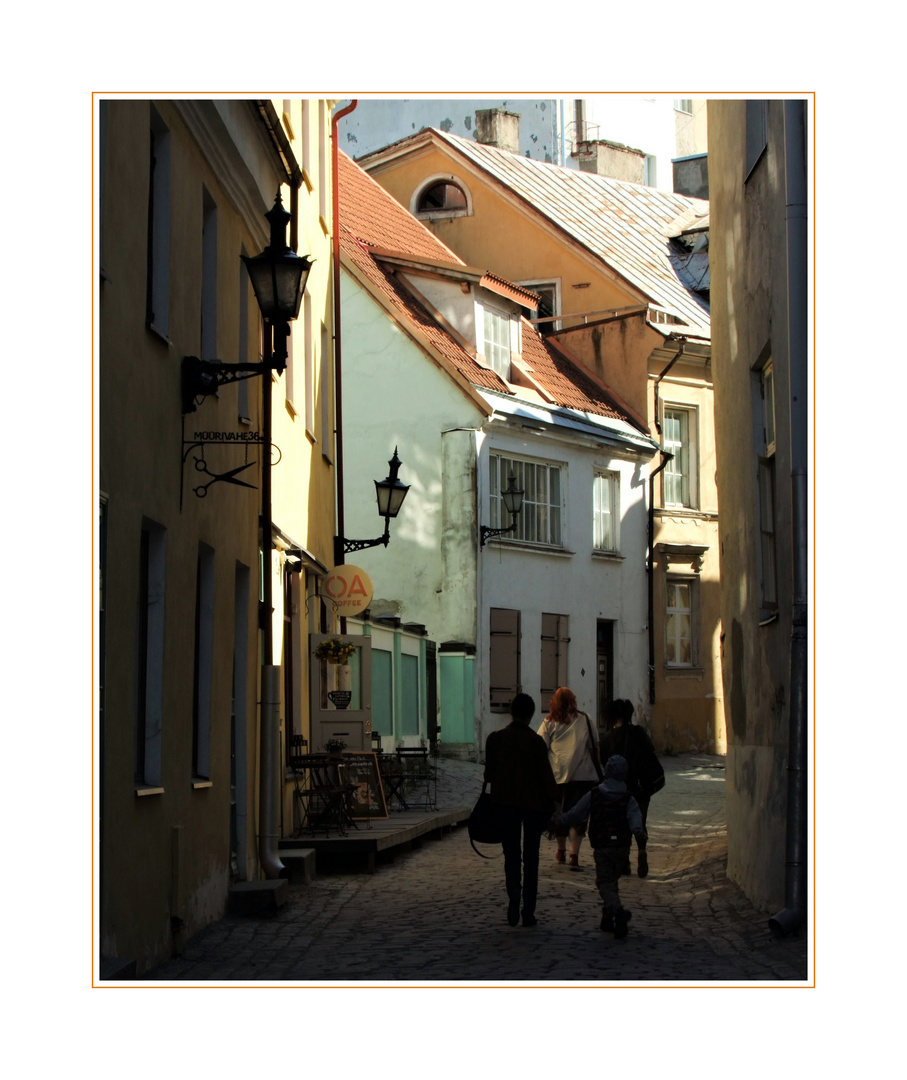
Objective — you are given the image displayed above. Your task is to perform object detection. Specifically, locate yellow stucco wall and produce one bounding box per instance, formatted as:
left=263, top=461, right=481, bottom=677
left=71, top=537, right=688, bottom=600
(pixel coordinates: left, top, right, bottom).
left=99, top=98, right=337, bottom=972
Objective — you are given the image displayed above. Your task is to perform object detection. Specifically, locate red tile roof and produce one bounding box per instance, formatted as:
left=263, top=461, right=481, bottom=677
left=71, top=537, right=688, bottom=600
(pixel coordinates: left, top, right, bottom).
left=338, top=151, right=641, bottom=429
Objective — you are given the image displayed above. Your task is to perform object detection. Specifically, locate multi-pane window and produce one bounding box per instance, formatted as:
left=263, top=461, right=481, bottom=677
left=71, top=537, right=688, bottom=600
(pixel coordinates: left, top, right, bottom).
left=674, top=98, right=693, bottom=114
left=490, top=454, right=563, bottom=547
left=665, top=579, right=693, bottom=667
left=663, top=407, right=694, bottom=507
left=593, top=470, right=619, bottom=552
left=483, top=307, right=511, bottom=380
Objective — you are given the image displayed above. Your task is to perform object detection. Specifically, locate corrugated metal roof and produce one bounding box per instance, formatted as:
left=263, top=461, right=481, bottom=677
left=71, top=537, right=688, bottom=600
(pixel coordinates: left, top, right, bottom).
left=429, top=131, right=711, bottom=331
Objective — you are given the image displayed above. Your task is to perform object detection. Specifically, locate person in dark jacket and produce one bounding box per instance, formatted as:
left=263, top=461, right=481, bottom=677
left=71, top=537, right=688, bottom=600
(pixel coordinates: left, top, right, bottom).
left=601, top=699, right=659, bottom=877
left=484, top=693, right=558, bottom=928
left=558, top=755, right=645, bottom=939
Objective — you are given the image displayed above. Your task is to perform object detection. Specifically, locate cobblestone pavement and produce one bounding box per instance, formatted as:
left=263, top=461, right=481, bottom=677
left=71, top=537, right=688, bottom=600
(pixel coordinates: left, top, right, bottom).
left=145, top=754, right=810, bottom=985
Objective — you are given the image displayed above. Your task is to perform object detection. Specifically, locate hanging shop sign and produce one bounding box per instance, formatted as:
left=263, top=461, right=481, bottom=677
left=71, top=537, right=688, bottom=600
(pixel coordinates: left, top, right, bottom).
left=324, top=564, right=374, bottom=617
left=180, top=429, right=281, bottom=507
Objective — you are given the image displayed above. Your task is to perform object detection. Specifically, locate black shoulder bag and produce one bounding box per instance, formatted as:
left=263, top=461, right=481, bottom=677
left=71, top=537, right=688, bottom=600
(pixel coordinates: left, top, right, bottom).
left=467, top=781, right=503, bottom=858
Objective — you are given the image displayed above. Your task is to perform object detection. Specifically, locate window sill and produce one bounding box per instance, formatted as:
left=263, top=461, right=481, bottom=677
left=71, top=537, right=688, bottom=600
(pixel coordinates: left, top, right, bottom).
left=192, top=779, right=213, bottom=790
left=759, top=609, right=779, bottom=627
left=415, top=208, right=471, bottom=222
left=655, top=507, right=717, bottom=522
left=484, top=540, right=574, bottom=557
left=146, top=322, right=172, bottom=347
left=135, top=785, right=165, bottom=797
left=592, top=550, right=624, bottom=563
left=663, top=666, right=705, bottom=679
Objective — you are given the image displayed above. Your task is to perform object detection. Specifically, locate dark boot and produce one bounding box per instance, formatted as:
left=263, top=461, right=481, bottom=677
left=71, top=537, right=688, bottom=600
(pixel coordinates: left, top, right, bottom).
left=614, top=907, right=632, bottom=940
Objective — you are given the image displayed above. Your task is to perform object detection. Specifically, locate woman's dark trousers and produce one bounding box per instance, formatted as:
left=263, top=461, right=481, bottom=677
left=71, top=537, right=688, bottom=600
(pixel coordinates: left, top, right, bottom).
left=497, top=807, right=549, bottom=918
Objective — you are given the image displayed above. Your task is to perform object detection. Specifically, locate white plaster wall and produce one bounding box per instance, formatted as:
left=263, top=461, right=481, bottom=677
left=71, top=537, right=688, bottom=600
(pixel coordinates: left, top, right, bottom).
left=340, top=269, right=485, bottom=644
left=475, top=425, right=650, bottom=749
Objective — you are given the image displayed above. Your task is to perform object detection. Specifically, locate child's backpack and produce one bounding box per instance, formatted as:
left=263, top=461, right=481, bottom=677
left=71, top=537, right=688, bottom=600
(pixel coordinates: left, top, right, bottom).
left=588, top=789, right=632, bottom=849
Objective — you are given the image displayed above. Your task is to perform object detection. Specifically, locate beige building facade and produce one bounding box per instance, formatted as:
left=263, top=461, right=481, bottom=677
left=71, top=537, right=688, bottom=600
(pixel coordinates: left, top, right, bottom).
left=707, top=98, right=810, bottom=918
left=98, top=98, right=337, bottom=975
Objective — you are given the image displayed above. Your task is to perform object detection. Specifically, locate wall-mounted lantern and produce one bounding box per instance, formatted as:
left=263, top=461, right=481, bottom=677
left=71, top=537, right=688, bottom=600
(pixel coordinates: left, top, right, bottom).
left=334, top=448, right=410, bottom=564
left=181, top=192, right=312, bottom=413
left=480, top=472, right=524, bottom=547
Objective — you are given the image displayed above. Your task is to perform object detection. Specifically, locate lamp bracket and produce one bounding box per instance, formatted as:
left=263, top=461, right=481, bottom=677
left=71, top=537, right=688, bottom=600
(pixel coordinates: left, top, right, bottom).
left=182, top=355, right=287, bottom=414
left=335, top=527, right=391, bottom=563
left=479, top=521, right=519, bottom=547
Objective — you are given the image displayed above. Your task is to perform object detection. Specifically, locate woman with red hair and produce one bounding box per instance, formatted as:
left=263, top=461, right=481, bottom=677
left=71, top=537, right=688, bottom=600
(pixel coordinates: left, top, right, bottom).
left=537, top=687, right=601, bottom=870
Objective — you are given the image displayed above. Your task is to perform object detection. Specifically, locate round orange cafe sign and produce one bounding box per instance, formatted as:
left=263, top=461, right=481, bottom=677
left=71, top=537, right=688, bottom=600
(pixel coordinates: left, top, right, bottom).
left=323, top=564, right=374, bottom=617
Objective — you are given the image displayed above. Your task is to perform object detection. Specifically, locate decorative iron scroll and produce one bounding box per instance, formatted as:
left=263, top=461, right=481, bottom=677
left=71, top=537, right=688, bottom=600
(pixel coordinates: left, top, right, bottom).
left=180, top=430, right=281, bottom=507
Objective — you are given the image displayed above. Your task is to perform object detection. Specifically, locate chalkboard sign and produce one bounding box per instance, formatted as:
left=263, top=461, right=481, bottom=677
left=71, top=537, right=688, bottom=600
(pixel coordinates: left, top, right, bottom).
left=340, top=752, right=388, bottom=820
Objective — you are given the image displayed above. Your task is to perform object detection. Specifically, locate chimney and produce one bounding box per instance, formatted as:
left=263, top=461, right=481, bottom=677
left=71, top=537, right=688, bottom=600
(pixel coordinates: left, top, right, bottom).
left=576, top=138, right=646, bottom=184
left=475, top=109, right=520, bottom=154
left=672, top=153, right=709, bottom=199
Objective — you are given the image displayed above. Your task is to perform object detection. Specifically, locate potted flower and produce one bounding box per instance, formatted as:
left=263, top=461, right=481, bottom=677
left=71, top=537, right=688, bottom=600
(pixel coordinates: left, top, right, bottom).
left=324, top=738, right=347, bottom=756
left=314, top=637, right=356, bottom=665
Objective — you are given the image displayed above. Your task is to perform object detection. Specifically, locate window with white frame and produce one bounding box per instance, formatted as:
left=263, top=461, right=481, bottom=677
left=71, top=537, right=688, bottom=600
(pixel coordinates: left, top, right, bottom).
left=490, top=454, right=563, bottom=547
left=665, top=577, right=695, bottom=667
left=483, top=307, right=512, bottom=380
left=662, top=405, right=697, bottom=508
left=593, top=470, right=620, bottom=553
left=518, top=280, right=560, bottom=332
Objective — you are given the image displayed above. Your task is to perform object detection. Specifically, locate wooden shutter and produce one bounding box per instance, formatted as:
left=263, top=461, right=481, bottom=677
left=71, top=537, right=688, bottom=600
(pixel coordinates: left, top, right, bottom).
left=489, top=608, right=520, bottom=712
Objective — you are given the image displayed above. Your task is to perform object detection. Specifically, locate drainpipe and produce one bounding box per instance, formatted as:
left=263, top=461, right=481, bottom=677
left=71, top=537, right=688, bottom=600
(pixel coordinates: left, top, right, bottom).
left=331, top=99, right=357, bottom=577
left=647, top=338, right=684, bottom=703
left=258, top=323, right=284, bottom=879
left=770, top=100, right=808, bottom=939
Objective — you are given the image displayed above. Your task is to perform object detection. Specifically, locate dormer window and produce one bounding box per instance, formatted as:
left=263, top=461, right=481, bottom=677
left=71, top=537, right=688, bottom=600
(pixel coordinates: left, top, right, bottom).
left=411, top=174, right=473, bottom=220
left=419, top=182, right=467, bottom=213
left=483, top=307, right=511, bottom=380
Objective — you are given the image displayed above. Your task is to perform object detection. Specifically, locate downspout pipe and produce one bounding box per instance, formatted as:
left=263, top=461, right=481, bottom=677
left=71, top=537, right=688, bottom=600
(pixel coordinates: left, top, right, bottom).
left=331, top=99, right=358, bottom=577
left=647, top=338, right=684, bottom=704
left=258, top=323, right=285, bottom=879
left=770, top=100, right=809, bottom=939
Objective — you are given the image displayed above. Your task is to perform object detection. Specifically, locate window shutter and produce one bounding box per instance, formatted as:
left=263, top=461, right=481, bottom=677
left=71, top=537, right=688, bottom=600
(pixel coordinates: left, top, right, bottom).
left=489, top=608, right=520, bottom=712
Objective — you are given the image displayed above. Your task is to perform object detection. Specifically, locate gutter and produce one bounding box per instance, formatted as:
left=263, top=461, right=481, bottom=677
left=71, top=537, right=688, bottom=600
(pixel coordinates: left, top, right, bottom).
left=770, top=100, right=809, bottom=939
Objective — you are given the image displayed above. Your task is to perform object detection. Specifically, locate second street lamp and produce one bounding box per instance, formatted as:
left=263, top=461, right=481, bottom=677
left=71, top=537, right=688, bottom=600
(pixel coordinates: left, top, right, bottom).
left=335, top=448, right=411, bottom=564
left=480, top=472, right=524, bottom=547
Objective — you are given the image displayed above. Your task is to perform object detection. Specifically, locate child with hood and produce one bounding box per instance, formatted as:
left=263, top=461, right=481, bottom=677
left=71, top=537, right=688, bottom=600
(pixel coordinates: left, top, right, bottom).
left=556, top=754, right=645, bottom=939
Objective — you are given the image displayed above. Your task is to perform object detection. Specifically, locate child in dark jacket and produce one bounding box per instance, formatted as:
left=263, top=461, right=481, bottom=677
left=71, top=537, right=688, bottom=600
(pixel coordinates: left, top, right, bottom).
left=557, top=754, right=645, bottom=939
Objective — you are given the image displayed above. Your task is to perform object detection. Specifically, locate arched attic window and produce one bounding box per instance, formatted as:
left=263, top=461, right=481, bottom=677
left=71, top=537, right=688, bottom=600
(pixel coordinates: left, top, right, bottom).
left=411, top=174, right=473, bottom=219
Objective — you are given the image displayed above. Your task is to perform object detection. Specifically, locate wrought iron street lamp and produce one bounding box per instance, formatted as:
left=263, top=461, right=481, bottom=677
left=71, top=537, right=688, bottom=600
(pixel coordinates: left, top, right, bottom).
left=181, top=192, right=312, bottom=413
left=480, top=472, right=524, bottom=547
left=335, top=448, right=411, bottom=564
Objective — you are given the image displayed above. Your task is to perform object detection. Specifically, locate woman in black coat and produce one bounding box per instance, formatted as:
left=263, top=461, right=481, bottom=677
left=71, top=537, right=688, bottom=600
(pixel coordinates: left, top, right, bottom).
left=484, top=693, right=558, bottom=928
